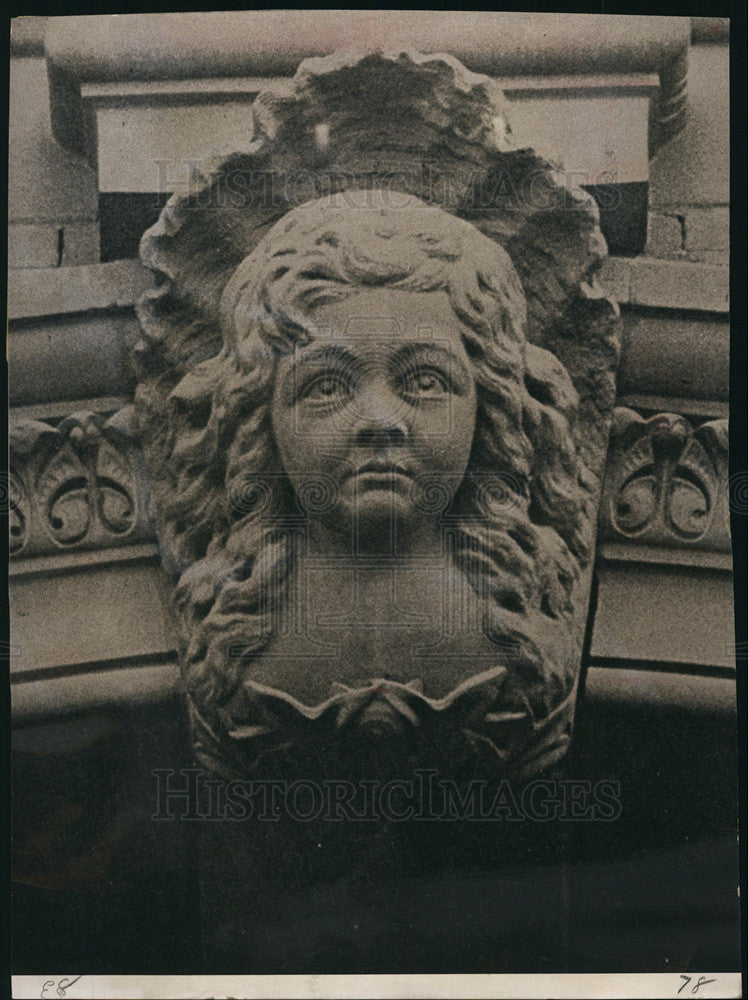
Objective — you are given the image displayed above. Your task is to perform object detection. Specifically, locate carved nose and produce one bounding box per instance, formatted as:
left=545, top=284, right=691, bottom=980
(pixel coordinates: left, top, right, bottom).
left=355, top=426, right=406, bottom=449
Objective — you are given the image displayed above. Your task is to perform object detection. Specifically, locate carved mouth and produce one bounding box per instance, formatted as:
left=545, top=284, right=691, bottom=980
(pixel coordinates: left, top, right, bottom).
left=347, top=461, right=412, bottom=482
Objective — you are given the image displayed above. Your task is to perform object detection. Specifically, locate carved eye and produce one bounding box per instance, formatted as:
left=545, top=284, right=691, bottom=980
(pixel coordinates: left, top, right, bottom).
left=400, top=367, right=451, bottom=400
left=300, top=373, right=352, bottom=403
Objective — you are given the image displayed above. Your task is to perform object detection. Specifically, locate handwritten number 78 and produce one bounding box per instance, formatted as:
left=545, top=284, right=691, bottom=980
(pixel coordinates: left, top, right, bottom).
left=679, top=975, right=718, bottom=995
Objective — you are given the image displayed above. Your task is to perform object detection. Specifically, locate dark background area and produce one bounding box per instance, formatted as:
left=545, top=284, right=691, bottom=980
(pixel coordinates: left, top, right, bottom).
left=10, top=673, right=740, bottom=974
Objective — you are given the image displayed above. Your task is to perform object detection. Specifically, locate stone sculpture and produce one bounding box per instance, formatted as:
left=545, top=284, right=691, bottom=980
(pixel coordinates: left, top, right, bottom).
left=132, top=50, right=621, bottom=791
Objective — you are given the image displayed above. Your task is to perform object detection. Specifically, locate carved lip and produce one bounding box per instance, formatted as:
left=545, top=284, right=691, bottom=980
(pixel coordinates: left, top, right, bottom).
left=346, top=461, right=412, bottom=482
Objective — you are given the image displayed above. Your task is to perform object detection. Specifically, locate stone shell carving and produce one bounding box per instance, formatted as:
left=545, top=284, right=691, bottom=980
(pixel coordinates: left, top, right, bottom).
left=600, top=408, right=730, bottom=552
left=9, top=409, right=152, bottom=559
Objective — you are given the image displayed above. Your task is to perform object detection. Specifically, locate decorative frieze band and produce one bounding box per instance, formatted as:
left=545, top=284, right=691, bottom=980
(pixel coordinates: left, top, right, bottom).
left=9, top=406, right=731, bottom=561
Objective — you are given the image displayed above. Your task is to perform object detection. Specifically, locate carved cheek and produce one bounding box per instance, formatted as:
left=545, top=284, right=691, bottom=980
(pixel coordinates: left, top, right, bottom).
left=433, top=391, right=477, bottom=459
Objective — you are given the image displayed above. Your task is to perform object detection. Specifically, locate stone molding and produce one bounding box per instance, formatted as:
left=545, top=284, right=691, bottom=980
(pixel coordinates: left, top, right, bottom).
left=44, top=13, right=690, bottom=155
left=45, top=13, right=690, bottom=81
left=9, top=16, right=47, bottom=57
left=597, top=256, right=729, bottom=313
left=8, top=259, right=153, bottom=321
left=9, top=658, right=735, bottom=726
left=8, top=262, right=729, bottom=414
left=8, top=255, right=728, bottom=323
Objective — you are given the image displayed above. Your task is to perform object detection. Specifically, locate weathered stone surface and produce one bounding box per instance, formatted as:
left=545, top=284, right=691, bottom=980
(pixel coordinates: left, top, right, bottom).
left=596, top=256, right=728, bottom=312
left=591, top=559, right=734, bottom=669
left=46, top=12, right=690, bottom=99
left=10, top=559, right=175, bottom=674
left=7, top=258, right=155, bottom=320
left=645, top=212, right=683, bottom=257
left=8, top=220, right=101, bottom=269
left=9, top=56, right=98, bottom=225
left=5, top=257, right=728, bottom=414
left=8, top=224, right=61, bottom=269
left=627, top=257, right=728, bottom=311
left=60, top=220, right=101, bottom=265
left=8, top=314, right=140, bottom=407
left=616, top=311, right=729, bottom=402
left=683, top=206, right=730, bottom=253
left=650, top=44, right=729, bottom=210
left=132, top=49, right=621, bottom=784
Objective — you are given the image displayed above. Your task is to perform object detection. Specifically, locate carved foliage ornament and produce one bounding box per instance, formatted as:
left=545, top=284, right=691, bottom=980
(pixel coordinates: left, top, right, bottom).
left=600, top=408, right=730, bottom=552
left=133, top=50, right=621, bottom=781
left=9, top=409, right=151, bottom=559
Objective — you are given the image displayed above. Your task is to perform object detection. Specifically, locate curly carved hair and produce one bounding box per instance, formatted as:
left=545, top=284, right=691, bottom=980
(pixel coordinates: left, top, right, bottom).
left=138, top=193, right=592, bottom=721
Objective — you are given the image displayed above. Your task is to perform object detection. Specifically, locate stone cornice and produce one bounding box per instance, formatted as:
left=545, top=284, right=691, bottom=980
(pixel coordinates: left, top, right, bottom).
left=597, top=257, right=729, bottom=313
left=44, top=13, right=690, bottom=159
left=9, top=659, right=735, bottom=725
left=7, top=259, right=153, bottom=321
left=45, top=13, right=689, bottom=82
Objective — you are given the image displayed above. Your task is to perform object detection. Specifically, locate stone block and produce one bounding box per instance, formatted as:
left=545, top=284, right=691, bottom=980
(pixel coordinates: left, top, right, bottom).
left=650, top=45, right=728, bottom=209
left=9, top=57, right=98, bottom=225
left=7, top=259, right=155, bottom=320
left=9, top=559, right=177, bottom=673
left=8, top=223, right=60, bottom=269
left=685, top=249, right=730, bottom=266
left=591, top=560, right=734, bottom=668
left=645, top=212, right=683, bottom=255
left=629, top=257, right=728, bottom=312
left=683, top=206, right=730, bottom=252
left=61, top=221, right=101, bottom=265
left=618, top=310, right=728, bottom=401
left=8, top=312, right=140, bottom=407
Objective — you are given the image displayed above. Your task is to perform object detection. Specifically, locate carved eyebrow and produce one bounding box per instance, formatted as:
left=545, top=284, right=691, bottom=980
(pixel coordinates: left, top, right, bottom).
left=390, top=342, right=461, bottom=366
left=390, top=342, right=471, bottom=385
left=286, top=344, right=357, bottom=369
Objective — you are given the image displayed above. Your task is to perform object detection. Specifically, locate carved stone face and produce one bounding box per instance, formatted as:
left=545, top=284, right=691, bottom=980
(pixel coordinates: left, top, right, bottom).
left=270, top=287, right=477, bottom=550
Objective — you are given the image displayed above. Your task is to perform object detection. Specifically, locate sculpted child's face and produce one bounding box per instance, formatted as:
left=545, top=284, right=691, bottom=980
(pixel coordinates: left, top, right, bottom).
left=270, top=287, right=477, bottom=541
